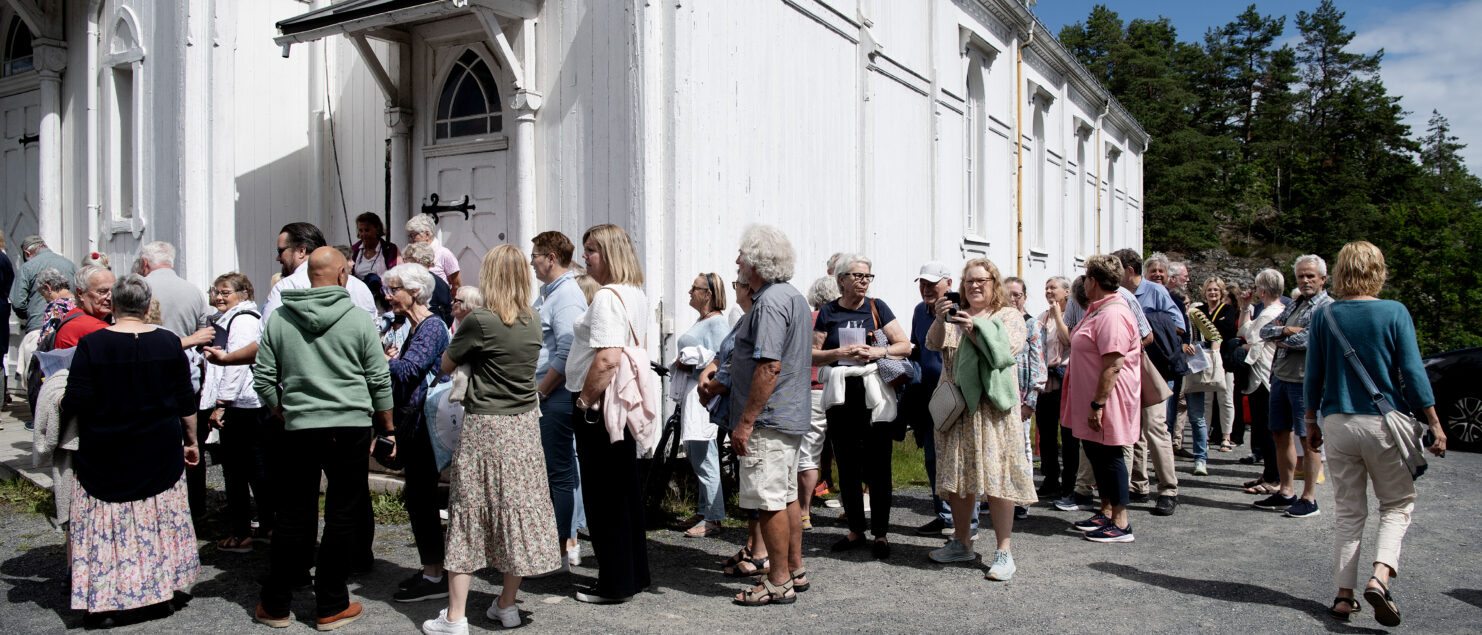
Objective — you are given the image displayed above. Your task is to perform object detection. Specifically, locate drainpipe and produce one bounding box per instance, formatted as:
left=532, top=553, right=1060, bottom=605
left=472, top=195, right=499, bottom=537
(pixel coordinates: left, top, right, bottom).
left=86, top=11, right=101, bottom=253
left=1094, top=100, right=1108, bottom=252
left=1014, top=24, right=1033, bottom=277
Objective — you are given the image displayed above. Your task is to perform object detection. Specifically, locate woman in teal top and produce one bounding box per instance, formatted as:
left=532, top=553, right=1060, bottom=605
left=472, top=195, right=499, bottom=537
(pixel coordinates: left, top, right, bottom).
left=1304, top=241, right=1446, bottom=626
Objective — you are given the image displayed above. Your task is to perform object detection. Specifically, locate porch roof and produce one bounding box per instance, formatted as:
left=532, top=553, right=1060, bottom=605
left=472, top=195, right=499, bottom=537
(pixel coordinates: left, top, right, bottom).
left=273, top=0, right=537, bottom=46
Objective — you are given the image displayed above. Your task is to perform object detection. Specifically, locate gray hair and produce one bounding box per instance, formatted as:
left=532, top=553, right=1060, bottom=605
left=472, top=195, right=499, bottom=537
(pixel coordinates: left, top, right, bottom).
left=36, top=268, right=69, bottom=293
left=739, top=224, right=796, bottom=283
left=139, top=241, right=176, bottom=267
left=1254, top=268, right=1285, bottom=299
left=831, top=253, right=872, bottom=279
left=384, top=263, right=435, bottom=305
left=1168, top=261, right=1188, bottom=277
left=1144, top=252, right=1170, bottom=271
left=456, top=285, right=484, bottom=308
left=1294, top=254, right=1327, bottom=277
left=73, top=264, right=111, bottom=295
left=405, top=214, right=436, bottom=237
left=1047, top=275, right=1071, bottom=291
left=20, top=235, right=45, bottom=254
left=806, top=275, right=841, bottom=309
left=111, top=273, right=152, bottom=319
left=402, top=241, right=435, bottom=268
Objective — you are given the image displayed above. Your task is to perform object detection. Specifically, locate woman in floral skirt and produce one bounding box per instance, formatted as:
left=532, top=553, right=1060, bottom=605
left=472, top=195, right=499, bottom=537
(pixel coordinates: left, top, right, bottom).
left=63, top=273, right=200, bottom=627
left=422, top=244, right=559, bottom=634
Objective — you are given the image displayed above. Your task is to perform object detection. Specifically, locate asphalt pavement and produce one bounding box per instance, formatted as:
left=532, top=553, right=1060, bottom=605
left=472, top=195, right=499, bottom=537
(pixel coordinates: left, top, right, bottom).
left=2, top=440, right=1480, bottom=633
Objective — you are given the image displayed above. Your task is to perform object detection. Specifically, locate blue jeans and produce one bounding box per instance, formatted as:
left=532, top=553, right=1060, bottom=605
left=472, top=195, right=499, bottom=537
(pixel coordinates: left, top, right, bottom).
left=923, top=428, right=979, bottom=528
left=571, top=441, right=586, bottom=538
left=1184, top=391, right=1210, bottom=461
left=1269, top=377, right=1306, bottom=436
left=686, top=439, right=726, bottom=521
left=540, top=387, right=579, bottom=540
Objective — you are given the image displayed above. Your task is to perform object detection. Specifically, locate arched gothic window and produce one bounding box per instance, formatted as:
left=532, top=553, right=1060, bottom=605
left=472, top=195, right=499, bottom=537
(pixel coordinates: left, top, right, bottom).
left=3, top=17, right=33, bottom=76
left=435, top=49, right=503, bottom=140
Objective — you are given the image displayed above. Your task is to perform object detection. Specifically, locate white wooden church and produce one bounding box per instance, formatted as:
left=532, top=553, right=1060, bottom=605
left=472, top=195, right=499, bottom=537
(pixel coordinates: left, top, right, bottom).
left=1, top=0, right=1144, bottom=360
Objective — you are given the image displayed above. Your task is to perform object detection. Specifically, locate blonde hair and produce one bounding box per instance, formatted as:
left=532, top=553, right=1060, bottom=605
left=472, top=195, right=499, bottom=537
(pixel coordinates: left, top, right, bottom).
left=1333, top=240, right=1387, bottom=297
left=1202, top=277, right=1227, bottom=304
left=575, top=274, right=600, bottom=303
left=957, top=258, right=1010, bottom=312
left=478, top=244, right=534, bottom=326
left=582, top=224, right=645, bottom=286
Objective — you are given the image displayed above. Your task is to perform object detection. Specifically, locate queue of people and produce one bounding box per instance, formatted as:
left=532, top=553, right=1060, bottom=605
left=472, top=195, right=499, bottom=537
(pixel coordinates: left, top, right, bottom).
left=7, top=223, right=1446, bottom=630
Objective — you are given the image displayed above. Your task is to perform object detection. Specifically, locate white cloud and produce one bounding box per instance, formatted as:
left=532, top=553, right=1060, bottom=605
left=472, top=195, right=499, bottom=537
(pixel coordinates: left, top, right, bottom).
left=1351, top=0, right=1482, bottom=174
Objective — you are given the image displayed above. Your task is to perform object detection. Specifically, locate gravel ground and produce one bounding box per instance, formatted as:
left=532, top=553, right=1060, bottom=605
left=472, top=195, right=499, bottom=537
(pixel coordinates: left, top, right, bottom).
left=2, top=449, right=1480, bottom=634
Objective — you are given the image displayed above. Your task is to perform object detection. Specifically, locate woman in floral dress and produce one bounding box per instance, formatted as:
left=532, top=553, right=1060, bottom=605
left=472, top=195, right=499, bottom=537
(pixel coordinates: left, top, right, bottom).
left=63, top=274, right=200, bottom=627
left=925, top=258, right=1036, bottom=581
left=422, top=245, right=558, bottom=634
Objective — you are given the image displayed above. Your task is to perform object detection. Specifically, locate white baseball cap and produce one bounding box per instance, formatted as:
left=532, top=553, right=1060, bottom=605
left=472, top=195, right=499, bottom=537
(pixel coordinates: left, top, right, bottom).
left=915, top=261, right=953, bottom=283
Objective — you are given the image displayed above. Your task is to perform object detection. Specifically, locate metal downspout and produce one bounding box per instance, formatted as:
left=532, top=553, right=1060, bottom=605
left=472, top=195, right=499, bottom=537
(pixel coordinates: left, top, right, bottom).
left=1015, top=24, right=1033, bottom=277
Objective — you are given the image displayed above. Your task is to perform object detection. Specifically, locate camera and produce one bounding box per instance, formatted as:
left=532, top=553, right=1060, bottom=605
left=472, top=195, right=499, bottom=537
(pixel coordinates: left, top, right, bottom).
left=944, top=291, right=961, bottom=316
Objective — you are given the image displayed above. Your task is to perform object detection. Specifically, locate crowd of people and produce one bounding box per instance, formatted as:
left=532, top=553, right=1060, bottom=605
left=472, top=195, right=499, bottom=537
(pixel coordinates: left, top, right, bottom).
left=5, top=218, right=1447, bottom=630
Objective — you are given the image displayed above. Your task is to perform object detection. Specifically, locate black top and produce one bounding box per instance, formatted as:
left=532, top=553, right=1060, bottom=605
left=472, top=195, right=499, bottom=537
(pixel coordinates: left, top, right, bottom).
left=0, top=251, right=13, bottom=314
left=1201, top=302, right=1240, bottom=342
left=63, top=328, right=196, bottom=503
left=814, top=297, right=897, bottom=352
left=431, top=276, right=454, bottom=327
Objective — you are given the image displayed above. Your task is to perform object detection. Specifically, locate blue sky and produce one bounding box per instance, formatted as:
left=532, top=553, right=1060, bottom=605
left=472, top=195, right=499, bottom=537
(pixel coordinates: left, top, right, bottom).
left=1034, top=0, right=1482, bottom=172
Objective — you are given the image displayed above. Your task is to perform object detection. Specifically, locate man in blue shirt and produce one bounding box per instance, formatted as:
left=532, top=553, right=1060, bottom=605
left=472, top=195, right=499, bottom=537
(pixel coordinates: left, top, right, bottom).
left=531, top=231, right=589, bottom=567
left=1113, top=248, right=1181, bottom=517
left=906, top=261, right=978, bottom=536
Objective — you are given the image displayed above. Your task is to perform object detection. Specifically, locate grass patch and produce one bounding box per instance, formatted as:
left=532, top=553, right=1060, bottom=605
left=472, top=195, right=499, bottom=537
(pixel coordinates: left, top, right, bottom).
left=0, top=476, right=55, bottom=516
left=369, top=491, right=409, bottom=524
left=891, top=439, right=929, bottom=488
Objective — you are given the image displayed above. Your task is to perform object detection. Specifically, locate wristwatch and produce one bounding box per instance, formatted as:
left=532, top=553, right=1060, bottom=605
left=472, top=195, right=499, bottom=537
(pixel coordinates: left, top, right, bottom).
left=575, top=395, right=598, bottom=411
left=1090, top=400, right=1105, bottom=411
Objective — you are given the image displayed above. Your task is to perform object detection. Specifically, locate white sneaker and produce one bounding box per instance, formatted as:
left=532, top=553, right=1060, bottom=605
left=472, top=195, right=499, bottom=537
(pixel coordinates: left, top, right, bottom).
left=486, top=602, right=520, bottom=628
left=986, top=550, right=1017, bottom=581
left=823, top=498, right=842, bottom=508
left=566, top=543, right=582, bottom=567
left=422, top=609, right=469, bottom=635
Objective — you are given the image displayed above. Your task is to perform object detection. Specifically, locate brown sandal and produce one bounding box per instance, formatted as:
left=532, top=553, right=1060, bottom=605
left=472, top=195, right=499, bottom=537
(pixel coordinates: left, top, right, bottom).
left=720, top=547, right=751, bottom=569
left=1243, top=482, right=1279, bottom=495
left=733, top=578, right=796, bottom=606
left=725, top=555, right=769, bottom=577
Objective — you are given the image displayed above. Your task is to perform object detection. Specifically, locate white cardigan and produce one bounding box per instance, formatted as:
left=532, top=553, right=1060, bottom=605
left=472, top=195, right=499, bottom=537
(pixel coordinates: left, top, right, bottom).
left=818, top=363, right=898, bottom=423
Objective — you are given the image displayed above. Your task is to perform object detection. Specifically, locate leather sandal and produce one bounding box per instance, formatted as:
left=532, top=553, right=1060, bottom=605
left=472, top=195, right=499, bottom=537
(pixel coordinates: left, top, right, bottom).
left=755, top=567, right=809, bottom=593
left=733, top=578, right=796, bottom=606
left=720, top=547, right=751, bottom=569
left=724, top=555, right=769, bottom=577
left=1243, top=482, right=1279, bottom=495
left=1328, top=596, right=1360, bottom=621
left=1364, top=576, right=1401, bottom=627
left=684, top=521, right=722, bottom=538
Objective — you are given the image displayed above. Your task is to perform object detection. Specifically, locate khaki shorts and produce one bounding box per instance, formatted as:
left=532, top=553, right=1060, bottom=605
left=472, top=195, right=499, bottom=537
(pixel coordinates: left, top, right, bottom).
left=738, top=427, right=802, bottom=511
left=797, top=390, right=829, bottom=472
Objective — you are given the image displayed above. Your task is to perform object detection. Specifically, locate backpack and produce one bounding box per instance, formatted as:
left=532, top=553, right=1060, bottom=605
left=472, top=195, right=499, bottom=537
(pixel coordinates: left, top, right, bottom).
left=26, top=313, right=83, bottom=418
left=211, top=310, right=260, bottom=350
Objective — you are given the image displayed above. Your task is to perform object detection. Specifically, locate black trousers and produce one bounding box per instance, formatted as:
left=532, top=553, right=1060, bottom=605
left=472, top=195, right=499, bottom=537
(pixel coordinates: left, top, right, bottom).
left=574, top=406, right=650, bottom=598
left=827, top=377, right=894, bottom=539
left=402, top=424, right=445, bottom=566
left=1034, top=388, right=1079, bottom=496
left=1247, top=386, right=1279, bottom=483
left=261, top=426, right=370, bottom=619
left=222, top=407, right=279, bottom=537
left=1083, top=440, right=1130, bottom=507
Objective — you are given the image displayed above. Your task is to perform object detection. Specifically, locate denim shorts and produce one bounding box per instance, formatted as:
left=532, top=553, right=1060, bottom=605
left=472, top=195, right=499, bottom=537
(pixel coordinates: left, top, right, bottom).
left=1268, top=377, right=1305, bottom=436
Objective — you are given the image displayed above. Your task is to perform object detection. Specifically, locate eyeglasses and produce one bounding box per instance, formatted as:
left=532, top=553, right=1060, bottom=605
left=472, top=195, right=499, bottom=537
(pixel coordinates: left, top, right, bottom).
left=382, top=285, right=404, bottom=295
left=846, top=273, right=875, bottom=282
left=1009, top=291, right=1026, bottom=299
left=451, top=299, right=465, bottom=306
left=964, top=277, right=993, bottom=287
left=211, top=289, right=237, bottom=297
left=275, top=246, right=291, bottom=256
left=732, top=281, right=746, bottom=290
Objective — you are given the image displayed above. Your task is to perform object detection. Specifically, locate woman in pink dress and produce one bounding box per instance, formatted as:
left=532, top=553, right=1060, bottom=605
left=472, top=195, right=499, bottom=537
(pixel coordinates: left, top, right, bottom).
left=1061, top=254, right=1143, bottom=543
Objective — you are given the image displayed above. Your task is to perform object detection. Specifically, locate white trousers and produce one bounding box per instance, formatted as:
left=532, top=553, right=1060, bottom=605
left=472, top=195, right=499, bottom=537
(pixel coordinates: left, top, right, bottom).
left=1324, top=412, right=1416, bottom=590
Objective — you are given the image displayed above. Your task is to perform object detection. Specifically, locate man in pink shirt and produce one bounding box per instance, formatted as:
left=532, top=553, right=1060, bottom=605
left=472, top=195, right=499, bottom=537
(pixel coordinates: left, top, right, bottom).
left=404, top=214, right=462, bottom=289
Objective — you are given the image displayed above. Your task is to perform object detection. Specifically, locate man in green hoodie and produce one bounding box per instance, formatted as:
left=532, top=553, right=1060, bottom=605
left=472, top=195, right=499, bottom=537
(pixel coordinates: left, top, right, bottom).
left=252, top=247, right=393, bottom=631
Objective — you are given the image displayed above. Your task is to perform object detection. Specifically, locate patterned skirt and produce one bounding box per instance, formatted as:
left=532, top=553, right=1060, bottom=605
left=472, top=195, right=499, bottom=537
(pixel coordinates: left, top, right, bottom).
left=70, top=476, right=199, bottom=611
left=444, top=409, right=562, bottom=577
left=934, top=401, right=1039, bottom=506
